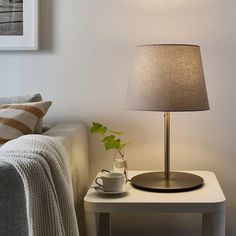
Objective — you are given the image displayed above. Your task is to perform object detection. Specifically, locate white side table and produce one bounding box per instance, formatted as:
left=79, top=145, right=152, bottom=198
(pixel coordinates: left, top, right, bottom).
left=84, top=171, right=226, bottom=236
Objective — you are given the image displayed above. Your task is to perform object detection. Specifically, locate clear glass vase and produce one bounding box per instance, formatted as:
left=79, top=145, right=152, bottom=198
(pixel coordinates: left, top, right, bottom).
left=113, top=147, right=128, bottom=182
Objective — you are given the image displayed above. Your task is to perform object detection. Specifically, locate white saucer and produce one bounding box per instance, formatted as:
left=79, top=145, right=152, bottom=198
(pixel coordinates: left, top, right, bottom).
left=95, top=184, right=131, bottom=195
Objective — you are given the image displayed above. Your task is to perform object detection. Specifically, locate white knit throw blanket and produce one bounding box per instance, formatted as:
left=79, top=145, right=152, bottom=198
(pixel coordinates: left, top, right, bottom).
left=0, top=135, right=79, bottom=236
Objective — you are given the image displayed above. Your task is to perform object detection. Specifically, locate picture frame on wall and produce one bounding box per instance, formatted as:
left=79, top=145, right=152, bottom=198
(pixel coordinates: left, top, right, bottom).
left=0, top=0, right=38, bottom=50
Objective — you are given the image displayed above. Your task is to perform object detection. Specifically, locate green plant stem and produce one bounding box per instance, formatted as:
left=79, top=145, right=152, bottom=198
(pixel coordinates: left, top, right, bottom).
left=116, top=147, right=124, bottom=160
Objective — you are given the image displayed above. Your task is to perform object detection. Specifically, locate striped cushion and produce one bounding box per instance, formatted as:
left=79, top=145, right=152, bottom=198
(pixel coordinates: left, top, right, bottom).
left=0, top=101, right=52, bottom=144
left=0, top=94, right=43, bottom=133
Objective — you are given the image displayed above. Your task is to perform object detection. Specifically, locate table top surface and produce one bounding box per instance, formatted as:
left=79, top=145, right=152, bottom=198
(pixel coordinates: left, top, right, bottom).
left=84, top=171, right=226, bottom=206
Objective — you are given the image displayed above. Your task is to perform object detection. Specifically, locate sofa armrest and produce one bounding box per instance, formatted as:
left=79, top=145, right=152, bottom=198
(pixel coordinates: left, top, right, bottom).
left=43, top=122, right=89, bottom=203
left=43, top=122, right=89, bottom=236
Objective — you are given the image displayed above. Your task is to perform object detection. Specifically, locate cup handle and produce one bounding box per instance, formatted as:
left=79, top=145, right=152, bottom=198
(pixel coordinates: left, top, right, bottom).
left=95, top=177, right=103, bottom=187
left=101, top=169, right=111, bottom=174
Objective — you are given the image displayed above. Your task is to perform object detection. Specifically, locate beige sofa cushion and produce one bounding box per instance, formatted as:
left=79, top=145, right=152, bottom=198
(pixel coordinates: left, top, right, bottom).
left=0, top=101, right=52, bottom=144
left=0, top=94, right=42, bottom=104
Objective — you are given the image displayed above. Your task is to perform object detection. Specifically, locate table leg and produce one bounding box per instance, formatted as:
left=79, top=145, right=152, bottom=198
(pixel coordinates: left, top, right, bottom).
left=99, top=213, right=111, bottom=236
left=202, top=211, right=225, bottom=236
left=85, top=212, right=111, bottom=236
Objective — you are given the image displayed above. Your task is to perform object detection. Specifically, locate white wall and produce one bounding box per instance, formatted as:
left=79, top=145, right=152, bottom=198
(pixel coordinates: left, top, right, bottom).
left=1, top=0, right=235, bottom=235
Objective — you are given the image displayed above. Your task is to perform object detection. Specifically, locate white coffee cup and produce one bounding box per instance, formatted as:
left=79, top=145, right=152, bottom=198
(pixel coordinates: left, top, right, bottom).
left=95, top=172, right=125, bottom=192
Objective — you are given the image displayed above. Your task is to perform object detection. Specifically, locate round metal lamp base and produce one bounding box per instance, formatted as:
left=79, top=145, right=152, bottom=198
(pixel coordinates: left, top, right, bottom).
left=131, top=172, right=204, bottom=192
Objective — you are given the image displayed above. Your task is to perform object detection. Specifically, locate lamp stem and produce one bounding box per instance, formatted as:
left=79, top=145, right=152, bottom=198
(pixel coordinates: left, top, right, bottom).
left=164, top=112, right=170, bottom=181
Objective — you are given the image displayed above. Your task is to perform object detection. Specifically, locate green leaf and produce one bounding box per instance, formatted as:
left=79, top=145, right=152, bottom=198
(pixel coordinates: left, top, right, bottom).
left=102, top=135, right=115, bottom=143
left=113, top=139, right=121, bottom=149
left=90, top=122, right=107, bottom=135
left=104, top=142, right=114, bottom=151
left=102, top=135, right=121, bottom=150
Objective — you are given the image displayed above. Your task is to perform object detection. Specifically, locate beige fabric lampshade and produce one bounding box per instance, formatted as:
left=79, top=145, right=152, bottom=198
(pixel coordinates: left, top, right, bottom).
left=126, top=44, right=209, bottom=111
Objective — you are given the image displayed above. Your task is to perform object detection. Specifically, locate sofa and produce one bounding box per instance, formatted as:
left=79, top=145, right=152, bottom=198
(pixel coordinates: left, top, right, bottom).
left=0, top=122, right=89, bottom=236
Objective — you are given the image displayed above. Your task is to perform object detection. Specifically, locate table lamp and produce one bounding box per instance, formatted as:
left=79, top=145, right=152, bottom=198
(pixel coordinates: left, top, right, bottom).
left=126, top=44, right=209, bottom=192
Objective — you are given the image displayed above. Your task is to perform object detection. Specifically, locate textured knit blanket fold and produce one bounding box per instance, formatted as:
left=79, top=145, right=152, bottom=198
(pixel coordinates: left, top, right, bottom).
left=0, top=135, right=79, bottom=236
